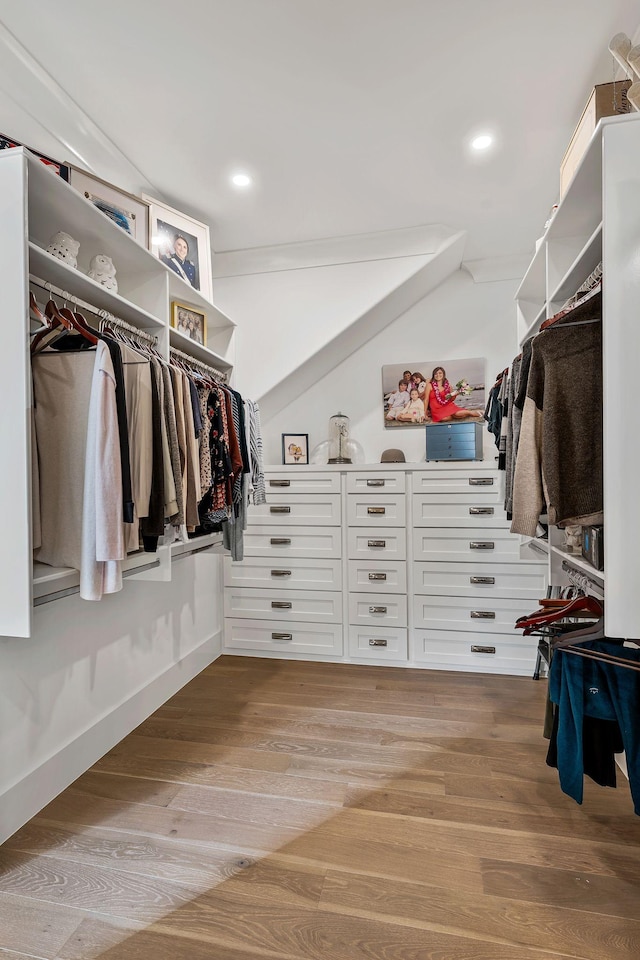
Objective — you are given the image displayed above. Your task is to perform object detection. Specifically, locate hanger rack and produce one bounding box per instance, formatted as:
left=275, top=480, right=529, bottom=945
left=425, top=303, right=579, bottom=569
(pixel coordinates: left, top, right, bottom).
left=97, top=311, right=158, bottom=346
left=562, top=262, right=603, bottom=310
left=169, top=345, right=227, bottom=383
left=561, top=560, right=605, bottom=601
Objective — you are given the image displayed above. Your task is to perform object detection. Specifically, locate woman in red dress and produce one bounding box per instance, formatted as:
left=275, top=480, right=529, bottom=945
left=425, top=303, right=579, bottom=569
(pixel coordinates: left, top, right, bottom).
left=425, top=367, right=484, bottom=422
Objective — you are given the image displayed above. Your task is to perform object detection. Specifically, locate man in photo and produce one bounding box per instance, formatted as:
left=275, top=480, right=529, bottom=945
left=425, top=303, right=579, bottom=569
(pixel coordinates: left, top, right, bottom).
left=385, top=379, right=411, bottom=420
left=162, top=234, right=198, bottom=288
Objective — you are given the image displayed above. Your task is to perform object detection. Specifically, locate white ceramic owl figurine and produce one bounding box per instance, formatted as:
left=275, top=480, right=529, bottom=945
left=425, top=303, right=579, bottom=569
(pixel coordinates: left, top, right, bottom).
left=46, top=231, right=79, bottom=268
left=88, top=254, right=118, bottom=292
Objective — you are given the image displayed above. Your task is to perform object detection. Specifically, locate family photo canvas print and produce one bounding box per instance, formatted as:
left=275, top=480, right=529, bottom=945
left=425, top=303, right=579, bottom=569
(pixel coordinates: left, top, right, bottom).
left=382, top=359, right=486, bottom=427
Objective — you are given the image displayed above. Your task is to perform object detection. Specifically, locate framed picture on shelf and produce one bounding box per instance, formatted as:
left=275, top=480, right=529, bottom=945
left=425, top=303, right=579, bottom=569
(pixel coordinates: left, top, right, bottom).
left=171, top=301, right=206, bottom=346
left=67, top=166, right=150, bottom=247
left=143, top=194, right=213, bottom=302
left=282, top=434, right=309, bottom=465
left=1, top=133, right=69, bottom=180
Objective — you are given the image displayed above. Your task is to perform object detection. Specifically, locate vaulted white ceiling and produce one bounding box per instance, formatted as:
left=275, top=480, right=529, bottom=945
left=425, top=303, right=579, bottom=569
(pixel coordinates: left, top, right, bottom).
left=0, top=1, right=637, bottom=260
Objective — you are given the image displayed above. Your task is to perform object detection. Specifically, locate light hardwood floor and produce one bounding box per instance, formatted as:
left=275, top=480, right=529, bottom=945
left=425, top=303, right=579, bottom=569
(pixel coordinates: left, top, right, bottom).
left=1, top=656, right=639, bottom=959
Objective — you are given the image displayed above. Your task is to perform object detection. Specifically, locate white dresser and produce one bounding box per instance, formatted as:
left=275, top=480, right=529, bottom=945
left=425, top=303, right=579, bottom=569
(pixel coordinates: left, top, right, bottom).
left=224, top=464, right=547, bottom=675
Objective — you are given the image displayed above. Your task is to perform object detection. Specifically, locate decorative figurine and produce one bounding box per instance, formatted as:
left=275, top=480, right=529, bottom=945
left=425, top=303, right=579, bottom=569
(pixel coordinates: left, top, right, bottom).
left=46, top=231, right=79, bottom=268
left=88, top=254, right=118, bottom=292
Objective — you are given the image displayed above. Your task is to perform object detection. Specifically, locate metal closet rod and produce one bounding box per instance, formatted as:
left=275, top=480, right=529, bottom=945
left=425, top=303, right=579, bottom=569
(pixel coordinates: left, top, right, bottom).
left=561, top=559, right=604, bottom=600
left=169, top=345, right=228, bottom=382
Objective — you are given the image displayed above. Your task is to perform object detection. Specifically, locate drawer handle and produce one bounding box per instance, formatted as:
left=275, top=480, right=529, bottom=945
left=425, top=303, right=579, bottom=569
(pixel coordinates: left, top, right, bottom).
left=270, top=506, right=291, bottom=514
left=269, top=479, right=290, bottom=487
left=369, top=605, right=388, bottom=614
left=366, top=479, right=385, bottom=487
left=367, top=539, right=387, bottom=548
left=469, top=507, right=494, bottom=515
left=272, top=632, right=292, bottom=641
left=271, top=601, right=292, bottom=609
left=471, top=645, right=496, bottom=654
left=470, top=610, right=496, bottom=619
left=469, top=478, right=494, bottom=486
left=271, top=569, right=292, bottom=577
left=367, top=507, right=386, bottom=515
left=369, top=638, right=388, bottom=647
left=368, top=572, right=387, bottom=581
left=470, top=576, right=495, bottom=585
left=270, top=537, right=292, bottom=545
left=470, top=541, right=494, bottom=550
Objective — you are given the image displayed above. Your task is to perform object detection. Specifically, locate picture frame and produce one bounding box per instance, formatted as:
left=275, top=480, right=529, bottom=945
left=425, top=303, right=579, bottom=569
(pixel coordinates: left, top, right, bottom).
left=282, top=434, right=309, bottom=465
left=382, top=358, right=486, bottom=428
left=143, top=194, right=213, bottom=303
left=67, top=165, right=150, bottom=247
left=171, top=301, right=207, bottom=346
left=1, top=133, right=69, bottom=180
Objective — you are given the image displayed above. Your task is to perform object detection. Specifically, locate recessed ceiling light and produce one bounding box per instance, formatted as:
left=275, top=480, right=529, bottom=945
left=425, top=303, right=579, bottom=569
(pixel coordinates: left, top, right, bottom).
left=232, top=173, right=252, bottom=187
left=471, top=134, right=493, bottom=151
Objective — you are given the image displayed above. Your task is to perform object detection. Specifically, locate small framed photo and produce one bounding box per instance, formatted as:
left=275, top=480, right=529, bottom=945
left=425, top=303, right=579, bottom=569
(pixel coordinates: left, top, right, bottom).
left=67, top=166, right=150, bottom=247
left=282, top=434, right=309, bottom=465
left=143, top=194, right=213, bottom=302
left=171, top=301, right=206, bottom=346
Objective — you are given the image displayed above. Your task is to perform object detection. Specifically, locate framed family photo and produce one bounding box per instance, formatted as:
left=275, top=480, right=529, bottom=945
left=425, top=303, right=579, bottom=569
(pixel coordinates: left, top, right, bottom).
left=382, top=358, right=486, bottom=427
left=171, top=301, right=207, bottom=346
left=68, top=166, right=150, bottom=247
left=282, top=434, right=309, bottom=465
left=143, top=194, right=213, bottom=303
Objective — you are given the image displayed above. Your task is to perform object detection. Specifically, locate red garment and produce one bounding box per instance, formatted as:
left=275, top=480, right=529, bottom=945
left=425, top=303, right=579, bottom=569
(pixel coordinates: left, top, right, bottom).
left=428, top=380, right=465, bottom=422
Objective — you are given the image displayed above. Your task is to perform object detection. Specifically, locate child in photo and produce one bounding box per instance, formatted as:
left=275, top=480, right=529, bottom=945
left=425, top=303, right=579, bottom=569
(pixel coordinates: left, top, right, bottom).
left=397, top=387, right=426, bottom=422
left=385, top=379, right=411, bottom=420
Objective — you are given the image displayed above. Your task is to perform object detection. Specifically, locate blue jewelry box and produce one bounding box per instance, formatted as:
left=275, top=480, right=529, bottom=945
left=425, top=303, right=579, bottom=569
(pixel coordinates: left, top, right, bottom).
left=425, top=422, right=484, bottom=461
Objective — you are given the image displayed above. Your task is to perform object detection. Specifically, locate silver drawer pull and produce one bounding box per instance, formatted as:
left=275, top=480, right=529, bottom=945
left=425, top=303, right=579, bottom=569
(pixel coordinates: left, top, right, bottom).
left=369, top=605, right=388, bottom=614
left=367, top=539, right=387, bottom=548
left=367, top=506, right=386, bottom=515
left=469, top=507, right=494, bottom=515
left=471, top=645, right=496, bottom=654
left=366, top=479, right=385, bottom=487
left=270, top=537, right=291, bottom=545
left=270, top=505, right=291, bottom=513
left=269, top=479, right=290, bottom=487
left=272, top=632, right=292, bottom=641
left=470, top=576, right=495, bottom=585
left=271, top=601, right=292, bottom=609
left=469, top=478, right=494, bottom=486
left=470, top=541, right=495, bottom=550
left=271, top=569, right=292, bottom=577
left=369, top=572, right=387, bottom=581
left=369, top=638, right=388, bottom=647
left=470, top=610, right=496, bottom=619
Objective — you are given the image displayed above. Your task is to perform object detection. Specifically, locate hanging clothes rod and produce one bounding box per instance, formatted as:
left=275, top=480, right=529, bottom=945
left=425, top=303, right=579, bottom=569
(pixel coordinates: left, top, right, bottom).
left=561, top=560, right=604, bottom=600
left=97, top=312, right=158, bottom=345
left=169, top=345, right=228, bottom=382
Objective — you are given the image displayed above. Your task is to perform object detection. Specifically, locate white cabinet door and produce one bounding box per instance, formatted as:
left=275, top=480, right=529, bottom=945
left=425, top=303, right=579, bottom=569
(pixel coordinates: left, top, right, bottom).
left=225, top=587, right=342, bottom=623
left=348, top=625, right=408, bottom=661
left=224, top=556, right=342, bottom=591
left=348, top=560, right=407, bottom=594
left=244, top=526, right=342, bottom=559
left=347, top=495, right=406, bottom=527
left=412, top=471, right=498, bottom=495
left=412, top=595, right=533, bottom=632
left=347, top=527, right=406, bottom=560
left=412, top=494, right=508, bottom=527
left=348, top=592, right=408, bottom=627
left=413, top=527, right=522, bottom=563
left=248, top=495, right=341, bottom=526
left=225, top=619, right=343, bottom=657
left=265, top=472, right=341, bottom=494
left=346, top=472, right=406, bottom=494
left=412, top=628, right=536, bottom=676
left=413, top=562, right=547, bottom=600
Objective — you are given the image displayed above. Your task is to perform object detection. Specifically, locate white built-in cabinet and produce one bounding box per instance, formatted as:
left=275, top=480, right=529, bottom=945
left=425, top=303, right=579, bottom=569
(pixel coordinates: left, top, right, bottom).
left=0, top=146, right=235, bottom=638
left=514, top=114, right=640, bottom=639
left=224, top=464, right=547, bottom=676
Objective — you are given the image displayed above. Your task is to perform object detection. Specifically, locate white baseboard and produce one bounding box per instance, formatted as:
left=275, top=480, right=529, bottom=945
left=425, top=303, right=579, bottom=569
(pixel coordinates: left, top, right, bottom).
left=0, top=630, right=222, bottom=845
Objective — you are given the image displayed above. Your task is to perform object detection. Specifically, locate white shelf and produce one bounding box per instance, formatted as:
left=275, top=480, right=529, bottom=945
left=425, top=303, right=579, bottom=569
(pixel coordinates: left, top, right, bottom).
left=519, top=303, right=548, bottom=346
left=548, top=222, right=602, bottom=305
left=170, top=533, right=225, bottom=559
left=29, top=243, right=165, bottom=331
left=169, top=325, right=232, bottom=372
left=166, top=271, right=235, bottom=333
left=550, top=544, right=605, bottom=582
left=33, top=550, right=163, bottom=602
left=515, top=242, right=546, bottom=303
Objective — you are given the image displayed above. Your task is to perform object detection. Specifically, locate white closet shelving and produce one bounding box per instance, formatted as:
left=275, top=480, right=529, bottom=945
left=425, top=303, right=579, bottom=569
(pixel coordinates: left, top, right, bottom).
left=0, top=146, right=235, bottom=638
left=514, top=113, right=640, bottom=638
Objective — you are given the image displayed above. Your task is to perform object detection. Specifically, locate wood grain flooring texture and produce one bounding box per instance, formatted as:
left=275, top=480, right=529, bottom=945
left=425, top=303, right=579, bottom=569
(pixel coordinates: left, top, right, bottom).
left=1, top=655, right=639, bottom=960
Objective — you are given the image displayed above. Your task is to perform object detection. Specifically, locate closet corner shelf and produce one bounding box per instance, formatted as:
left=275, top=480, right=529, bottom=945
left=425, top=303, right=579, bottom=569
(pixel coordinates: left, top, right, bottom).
left=515, top=242, right=546, bottom=304
left=519, top=304, right=548, bottom=346
left=550, top=544, right=605, bottom=582
left=168, top=326, right=232, bottom=372
left=29, top=243, right=165, bottom=331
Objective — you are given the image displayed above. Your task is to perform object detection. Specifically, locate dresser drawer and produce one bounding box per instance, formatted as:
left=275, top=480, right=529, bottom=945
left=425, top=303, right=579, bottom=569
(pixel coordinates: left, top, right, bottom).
left=413, top=527, right=522, bottom=563
left=349, top=592, right=408, bottom=627
left=412, top=628, right=536, bottom=676
left=225, top=619, right=343, bottom=657
left=348, top=625, right=408, bottom=661
left=347, top=527, right=406, bottom=560
left=413, top=562, right=547, bottom=600
left=224, top=588, right=342, bottom=623
left=224, top=556, right=342, bottom=591
left=248, top=494, right=341, bottom=526
left=412, top=595, right=533, bottom=632
left=413, top=471, right=498, bottom=495
left=346, top=472, right=406, bottom=494
left=265, top=472, right=341, bottom=493
left=412, top=494, right=507, bottom=527
left=244, top=526, right=342, bottom=559
left=347, top=495, right=406, bottom=527
left=348, top=560, right=407, bottom=594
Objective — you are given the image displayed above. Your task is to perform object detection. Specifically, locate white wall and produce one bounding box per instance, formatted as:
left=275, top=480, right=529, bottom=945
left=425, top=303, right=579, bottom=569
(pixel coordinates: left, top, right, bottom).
left=260, top=269, right=518, bottom=464
left=0, top=552, right=223, bottom=844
